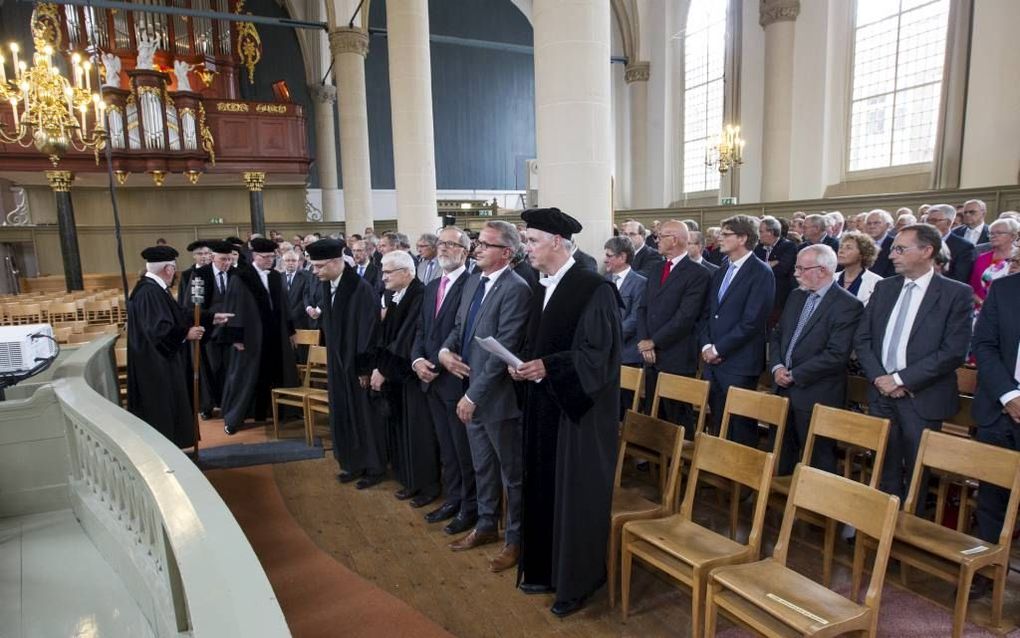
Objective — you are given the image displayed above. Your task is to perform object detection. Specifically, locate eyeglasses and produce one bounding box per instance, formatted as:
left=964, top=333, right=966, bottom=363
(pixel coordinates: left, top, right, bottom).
left=794, top=265, right=824, bottom=273
left=719, top=231, right=737, bottom=237
left=381, top=268, right=408, bottom=275
left=890, top=245, right=917, bottom=255
left=437, top=240, right=464, bottom=250
left=989, top=231, right=1015, bottom=237
left=475, top=241, right=508, bottom=251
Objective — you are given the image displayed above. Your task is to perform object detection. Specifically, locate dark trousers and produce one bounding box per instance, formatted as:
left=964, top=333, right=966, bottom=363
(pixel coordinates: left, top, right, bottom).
left=777, top=406, right=837, bottom=476
left=427, top=388, right=477, bottom=518
left=467, top=417, right=523, bottom=545
left=975, top=416, right=1018, bottom=543
left=642, top=366, right=695, bottom=432
left=869, top=394, right=942, bottom=504
left=706, top=367, right=760, bottom=447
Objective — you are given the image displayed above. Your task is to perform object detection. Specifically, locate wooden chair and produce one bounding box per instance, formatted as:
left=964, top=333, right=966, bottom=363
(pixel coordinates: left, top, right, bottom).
left=46, top=301, right=80, bottom=322
left=883, top=430, right=1020, bottom=637
left=934, top=395, right=978, bottom=533
left=52, top=326, right=73, bottom=344
left=68, top=332, right=94, bottom=344
left=620, top=434, right=775, bottom=637
left=767, top=404, right=890, bottom=587
left=271, top=345, right=327, bottom=443
left=607, top=412, right=685, bottom=607
left=8, top=303, right=43, bottom=325
left=293, top=328, right=321, bottom=376
left=718, top=387, right=789, bottom=539
left=115, top=347, right=128, bottom=408
left=705, top=466, right=900, bottom=638
left=83, top=300, right=114, bottom=324
left=305, top=389, right=330, bottom=448
left=619, top=365, right=645, bottom=414
left=956, top=366, right=978, bottom=397
left=635, top=372, right=710, bottom=495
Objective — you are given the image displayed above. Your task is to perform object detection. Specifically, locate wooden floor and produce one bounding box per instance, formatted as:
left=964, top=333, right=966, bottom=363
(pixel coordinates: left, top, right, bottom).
left=269, top=456, right=1020, bottom=637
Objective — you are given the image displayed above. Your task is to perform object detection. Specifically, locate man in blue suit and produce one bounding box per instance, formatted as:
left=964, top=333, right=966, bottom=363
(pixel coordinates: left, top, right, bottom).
left=603, top=236, right=646, bottom=367
left=699, top=215, right=776, bottom=447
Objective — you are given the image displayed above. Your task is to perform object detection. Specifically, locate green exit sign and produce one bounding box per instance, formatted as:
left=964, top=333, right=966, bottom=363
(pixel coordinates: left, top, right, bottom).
left=720, top=197, right=738, bottom=206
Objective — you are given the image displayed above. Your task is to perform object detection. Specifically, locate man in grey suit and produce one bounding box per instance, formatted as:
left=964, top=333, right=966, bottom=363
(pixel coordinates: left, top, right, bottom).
left=854, top=224, right=973, bottom=501
left=439, top=220, right=531, bottom=574
left=281, top=250, right=317, bottom=331
left=603, top=237, right=645, bottom=366
left=926, top=204, right=976, bottom=284
left=415, top=233, right=441, bottom=284
left=623, top=220, right=665, bottom=280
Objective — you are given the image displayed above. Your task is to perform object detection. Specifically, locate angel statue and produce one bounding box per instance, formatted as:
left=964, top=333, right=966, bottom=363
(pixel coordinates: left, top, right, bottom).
left=173, top=60, right=195, bottom=92
left=100, top=52, right=121, bottom=88
left=135, top=31, right=158, bottom=70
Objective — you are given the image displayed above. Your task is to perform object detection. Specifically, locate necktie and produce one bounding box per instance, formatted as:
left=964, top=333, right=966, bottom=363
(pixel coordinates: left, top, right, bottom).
left=218, top=270, right=226, bottom=294
left=718, top=263, right=737, bottom=301
left=287, top=273, right=293, bottom=290
left=435, top=275, right=449, bottom=318
left=424, top=260, right=434, bottom=282
left=659, top=260, right=673, bottom=285
left=785, top=293, right=820, bottom=369
left=884, top=282, right=916, bottom=373
left=330, top=284, right=338, bottom=305
left=765, top=245, right=773, bottom=262
left=358, top=265, right=365, bottom=277
left=612, top=273, right=620, bottom=286
left=461, top=276, right=490, bottom=360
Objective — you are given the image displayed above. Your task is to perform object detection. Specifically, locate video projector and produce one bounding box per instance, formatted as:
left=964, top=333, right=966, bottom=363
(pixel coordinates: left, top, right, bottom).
left=0, top=324, right=57, bottom=374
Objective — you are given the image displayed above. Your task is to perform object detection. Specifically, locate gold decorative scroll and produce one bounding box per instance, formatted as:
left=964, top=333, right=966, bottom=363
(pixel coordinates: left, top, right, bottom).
left=31, top=3, right=62, bottom=50
left=198, top=102, right=216, bottom=165
left=235, top=1, right=262, bottom=84
left=45, top=170, right=74, bottom=192
left=242, top=171, right=265, bottom=191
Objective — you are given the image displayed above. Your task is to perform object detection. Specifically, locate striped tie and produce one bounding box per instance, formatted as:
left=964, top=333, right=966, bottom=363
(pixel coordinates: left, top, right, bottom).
left=785, top=292, right=820, bottom=369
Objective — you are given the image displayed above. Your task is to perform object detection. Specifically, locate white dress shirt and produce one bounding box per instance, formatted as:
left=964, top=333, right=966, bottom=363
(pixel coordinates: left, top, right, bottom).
left=480, top=265, right=510, bottom=302
left=611, top=266, right=631, bottom=290
left=255, top=265, right=271, bottom=293
left=965, top=223, right=986, bottom=245
left=540, top=257, right=575, bottom=310
left=881, top=268, right=935, bottom=386
left=144, top=271, right=168, bottom=291
left=435, top=264, right=467, bottom=312
left=1002, top=343, right=1020, bottom=407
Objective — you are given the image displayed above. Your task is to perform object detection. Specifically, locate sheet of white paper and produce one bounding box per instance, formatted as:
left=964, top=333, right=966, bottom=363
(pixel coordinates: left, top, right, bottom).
left=474, top=336, right=524, bottom=369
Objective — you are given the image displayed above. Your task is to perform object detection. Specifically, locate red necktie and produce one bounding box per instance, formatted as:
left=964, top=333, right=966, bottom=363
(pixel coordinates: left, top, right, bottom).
left=660, top=260, right=673, bottom=285
left=434, top=276, right=449, bottom=318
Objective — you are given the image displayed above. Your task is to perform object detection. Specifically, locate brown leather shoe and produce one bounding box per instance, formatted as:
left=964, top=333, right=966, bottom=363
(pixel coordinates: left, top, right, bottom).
left=488, top=544, right=520, bottom=573
left=448, top=528, right=499, bottom=552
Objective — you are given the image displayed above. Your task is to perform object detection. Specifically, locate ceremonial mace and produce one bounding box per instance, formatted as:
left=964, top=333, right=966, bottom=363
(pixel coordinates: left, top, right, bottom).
left=191, top=276, right=205, bottom=454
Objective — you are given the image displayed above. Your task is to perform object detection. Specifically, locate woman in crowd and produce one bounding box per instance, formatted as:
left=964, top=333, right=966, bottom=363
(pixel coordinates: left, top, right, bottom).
left=969, top=218, right=1020, bottom=308
left=836, top=230, right=883, bottom=305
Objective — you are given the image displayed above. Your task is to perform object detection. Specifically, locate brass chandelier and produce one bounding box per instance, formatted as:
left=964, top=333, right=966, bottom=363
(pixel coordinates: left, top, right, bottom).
left=705, top=124, right=745, bottom=174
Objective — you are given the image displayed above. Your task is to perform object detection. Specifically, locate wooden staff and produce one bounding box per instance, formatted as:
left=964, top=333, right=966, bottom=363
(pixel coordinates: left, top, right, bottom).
left=191, top=276, right=205, bottom=454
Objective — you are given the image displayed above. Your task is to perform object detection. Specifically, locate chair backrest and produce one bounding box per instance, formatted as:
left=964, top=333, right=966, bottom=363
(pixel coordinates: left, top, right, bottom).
left=777, top=465, right=900, bottom=612
left=845, top=375, right=870, bottom=408
left=651, top=372, right=710, bottom=435
left=719, top=387, right=789, bottom=463
left=803, top=405, right=890, bottom=488
left=956, top=366, right=977, bottom=396
left=10, top=303, right=42, bottom=322
left=619, top=365, right=644, bottom=413
left=680, top=433, right=775, bottom=550
left=614, top=411, right=685, bottom=510
left=906, top=430, right=1020, bottom=547
left=294, top=329, right=320, bottom=347
left=943, top=395, right=976, bottom=434
left=47, top=301, right=80, bottom=321
left=53, top=326, right=73, bottom=343
left=302, top=346, right=328, bottom=386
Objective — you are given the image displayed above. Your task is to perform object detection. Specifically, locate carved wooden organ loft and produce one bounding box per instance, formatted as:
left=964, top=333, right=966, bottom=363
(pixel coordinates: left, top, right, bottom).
left=0, top=1, right=310, bottom=184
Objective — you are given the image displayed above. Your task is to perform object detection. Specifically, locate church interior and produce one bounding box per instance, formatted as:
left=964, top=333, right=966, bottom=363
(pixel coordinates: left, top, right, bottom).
left=1, top=0, right=1020, bottom=636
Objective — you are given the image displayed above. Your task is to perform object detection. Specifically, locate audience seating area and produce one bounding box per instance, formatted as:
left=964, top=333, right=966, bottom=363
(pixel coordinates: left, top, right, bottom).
left=0, top=288, right=127, bottom=345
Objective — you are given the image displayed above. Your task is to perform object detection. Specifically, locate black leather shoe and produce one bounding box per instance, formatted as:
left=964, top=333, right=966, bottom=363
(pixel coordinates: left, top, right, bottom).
left=224, top=424, right=237, bottom=435
left=394, top=487, right=417, bottom=500
left=550, top=596, right=587, bottom=618
left=424, top=502, right=459, bottom=524
left=356, top=473, right=385, bottom=490
left=519, top=582, right=555, bottom=595
left=443, top=514, right=477, bottom=535
left=336, top=471, right=360, bottom=484
left=410, top=492, right=439, bottom=509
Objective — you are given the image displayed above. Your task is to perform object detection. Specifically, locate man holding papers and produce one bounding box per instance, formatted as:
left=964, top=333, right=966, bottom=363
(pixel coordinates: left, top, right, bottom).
left=439, top=221, right=532, bottom=574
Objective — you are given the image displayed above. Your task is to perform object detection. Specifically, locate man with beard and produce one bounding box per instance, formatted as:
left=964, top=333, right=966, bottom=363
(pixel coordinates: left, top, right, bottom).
left=306, top=239, right=385, bottom=488
left=512, top=207, right=622, bottom=617
left=176, top=240, right=211, bottom=306
left=218, top=237, right=299, bottom=435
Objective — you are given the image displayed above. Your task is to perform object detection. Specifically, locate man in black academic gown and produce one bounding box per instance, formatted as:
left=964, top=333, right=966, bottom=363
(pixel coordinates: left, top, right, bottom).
left=176, top=240, right=212, bottom=307
left=306, top=239, right=385, bottom=488
left=182, top=241, right=234, bottom=419
left=127, top=245, right=207, bottom=448
left=218, top=237, right=299, bottom=435
left=512, top=207, right=622, bottom=617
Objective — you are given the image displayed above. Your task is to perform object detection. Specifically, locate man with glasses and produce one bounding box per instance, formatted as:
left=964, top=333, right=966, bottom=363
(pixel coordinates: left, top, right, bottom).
left=925, top=204, right=976, bottom=284
left=953, top=199, right=991, bottom=246
left=415, top=233, right=441, bottom=284
left=622, top=220, right=664, bottom=280
left=185, top=240, right=237, bottom=420
left=177, top=240, right=211, bottom=307
left=854, top=224, right=972, bottom=502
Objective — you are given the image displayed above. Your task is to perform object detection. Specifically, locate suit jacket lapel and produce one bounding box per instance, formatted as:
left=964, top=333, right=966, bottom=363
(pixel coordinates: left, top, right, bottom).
left=908, top=275, right=943, bottom=343
left=718, top=258, right=752, bottom=307
left=795, top=288, right=836, bottom=344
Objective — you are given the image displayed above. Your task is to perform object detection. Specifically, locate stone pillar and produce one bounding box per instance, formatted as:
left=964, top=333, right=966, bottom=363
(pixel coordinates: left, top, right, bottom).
left=534, top=0, right=613, bottom=260
left=385, top=0, right=439, bottom=242
left=243, top=171, right=267, bottom=236
left=46, top=170, right=84, bottom=292
left=309, top=84, right=342, bottom=222
left=625, top=62, right=650, bottom=209
left=329, top=27, right=374, bottom=235
left=759, top=0, right=799, bottom=202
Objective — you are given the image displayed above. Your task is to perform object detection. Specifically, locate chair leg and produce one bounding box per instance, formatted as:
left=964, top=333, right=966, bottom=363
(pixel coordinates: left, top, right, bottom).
left=704, top=580, right=719, bottom=637
left=935, top=478, right=948, bottom=526
left=620, top=531, right=633, bottom=620
left=691, top=570, right=703, bottom=638
left=271, top=395, right=280, bottom=439
left=823, top=518, right=837, bottom=588
left=957, top=486, right=972, bottom=533
left=952, top=569, right=973, bottom=638
left=607, top=525, right=618, bottom=608
left=991, top=566, right=1006, bottom=629
left=729, top=482, right=740, bottom=541
left=304, top=400, right=313, bottom=447
left=850, top=539, right=866, bottom=603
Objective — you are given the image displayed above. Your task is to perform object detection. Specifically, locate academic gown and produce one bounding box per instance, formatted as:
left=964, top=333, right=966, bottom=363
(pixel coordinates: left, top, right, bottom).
left=218, top=265, right=299, bottom=429
left=373, top=279, right=440, bottom=492
left=126, top=276, right=196, bottom=448
left=321, top=267, right=385, bottom=474
left=518, top=263, right=622, bottom=602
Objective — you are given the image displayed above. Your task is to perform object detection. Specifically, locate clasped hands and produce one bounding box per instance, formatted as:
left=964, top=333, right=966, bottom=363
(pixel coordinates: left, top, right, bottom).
left=874, top=374, right=908, bottom=398
left=773, top=366, right=794, bottom=388
left=638, top=339, right=656, bottom=365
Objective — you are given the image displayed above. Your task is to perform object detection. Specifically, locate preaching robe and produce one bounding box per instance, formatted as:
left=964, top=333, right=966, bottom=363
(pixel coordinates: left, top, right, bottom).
left=218, top=265, right=299, bottom=429
left=518, top=263, right=622, bottom=602
left=321, top=267, right=385, bottom=474
left=374, top=279, right=439, bottom=492
left=126, top=276, right=195, bottom=448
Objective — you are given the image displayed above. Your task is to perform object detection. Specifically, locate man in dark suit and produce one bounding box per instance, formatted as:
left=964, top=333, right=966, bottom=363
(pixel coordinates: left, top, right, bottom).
left=865, top=209, right=897, bottom=278
left=700, top=215, right=776, bottom=447
left=183, top=241, right=235, bottom=419
left=953, top=199, right=991, bottom=246
left=603, top=237, right=647, bottom=368
left=637, top=221, right=711, bottom=424
left=799, top=213, right=840, bottom=253
left=755, top=216, right=798, bottom=321
left=280, top=249, right=317, bottom=331
left=351, top=239, right=382, bottom=290
left=926, top=204, right=976, bottom=284
left=572, top=246, right=598, bottom=272
left=623, top=220, right=665, bottom=280
left=687, top=231, right=719, bottom=273
left=971, top=271, right=1020, bottom=553
left=854, top=224, right=973, bottom=501
left=411, top=227, right=478, bottom=534
left=769, top=245, right=864, bottom=474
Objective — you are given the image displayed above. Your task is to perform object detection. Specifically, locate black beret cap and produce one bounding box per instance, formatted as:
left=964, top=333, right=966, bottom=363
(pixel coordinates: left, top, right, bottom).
left=249, top=237, right=278, bottom=253
left=141, top=245, right=179, bottom=262
left=521, top=207, right=583, bottom=239
left=207, top=240, right=236, bottom=255
left=305, top=238, right=345, bottom=260
left=224, top=236, right=245, bottom=247
left=186, top=240, right=209, bottom=252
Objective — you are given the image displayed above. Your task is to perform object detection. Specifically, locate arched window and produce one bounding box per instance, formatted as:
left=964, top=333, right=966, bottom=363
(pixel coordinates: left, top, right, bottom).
left=682, top=0, right=727, bottom=193
left=848, top=0, right=950, bottom=172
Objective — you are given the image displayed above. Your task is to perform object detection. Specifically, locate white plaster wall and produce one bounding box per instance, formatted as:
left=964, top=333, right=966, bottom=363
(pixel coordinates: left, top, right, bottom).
left=643, top=0, right=670, bottom=207
left=336, top=190, right=527, bottom=223
left=786, top=0, right=829, bottom=200
left=737, top=0, right=764, bottom=204
left=960, top=0, right=1020, bottom=189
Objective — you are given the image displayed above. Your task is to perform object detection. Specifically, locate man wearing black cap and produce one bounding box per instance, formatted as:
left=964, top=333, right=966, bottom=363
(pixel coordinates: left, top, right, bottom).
left=511, top=207, right=622, bottom=617
left=176, top=240, right=211, bottom=307
left=127, top=245, right=207, bottom=447
left=218, top=237, right=299, bottom=435
left=184, top=240, right=236, bottom=419
left=306, top=238, right=385, bottom=488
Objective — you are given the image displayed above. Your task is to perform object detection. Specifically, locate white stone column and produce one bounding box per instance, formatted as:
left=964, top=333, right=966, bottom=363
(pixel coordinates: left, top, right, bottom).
left=534, top=0, right=613, bottom=259
left=625, top=62, right=650, bottom=209
left=328, top=27, right=374, bottom=234
left=385, top=0, right=439, bottom=242
left=759, top=0, right=799, bottom=202
left=309, top=84, right=341, bottom=222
